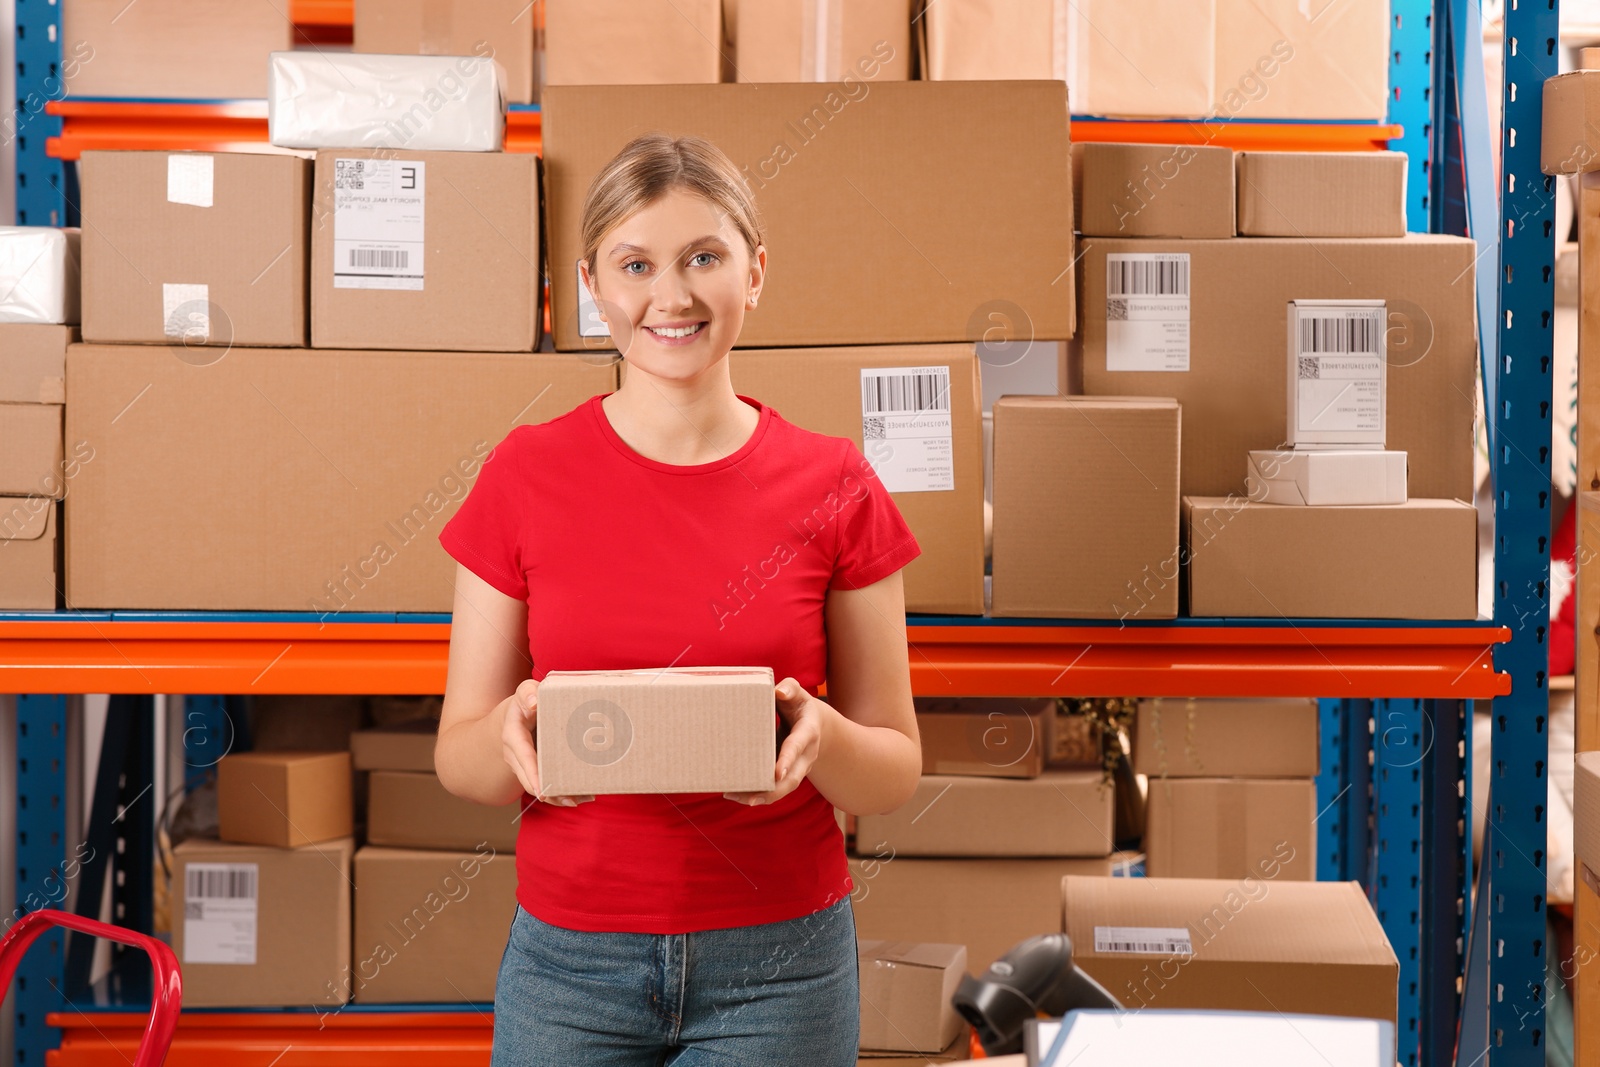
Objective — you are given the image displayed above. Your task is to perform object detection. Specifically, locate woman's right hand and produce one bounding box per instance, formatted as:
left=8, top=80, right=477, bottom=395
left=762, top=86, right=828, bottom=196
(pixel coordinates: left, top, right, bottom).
left=501, top=680, right=592, bottom=808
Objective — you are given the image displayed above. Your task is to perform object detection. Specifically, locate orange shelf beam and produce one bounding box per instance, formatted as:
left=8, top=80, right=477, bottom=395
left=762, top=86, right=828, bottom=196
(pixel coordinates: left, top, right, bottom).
left=1071, top=118, right=1403, bottom=152
left=0, top=620, right=1509, bottom=699
left=290, top=0, right=354, bottom=27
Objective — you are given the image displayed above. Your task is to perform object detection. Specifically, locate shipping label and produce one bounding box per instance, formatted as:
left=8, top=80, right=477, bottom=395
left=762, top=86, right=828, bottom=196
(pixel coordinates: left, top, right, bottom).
left=1105, top=252, right=1190, bottom=372
left=859, top=365, right=955, bottom=493
left=182, top=862, right=259, bottom=965
left=333, top=158, right=425, bottom=291
left=1093, top=925, right=1195, bottom=955
left=1293, top=305, right=1384, bottom=435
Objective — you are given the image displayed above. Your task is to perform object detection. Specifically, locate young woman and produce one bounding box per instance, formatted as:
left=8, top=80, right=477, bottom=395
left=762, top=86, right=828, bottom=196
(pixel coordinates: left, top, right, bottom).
left=433, top=132, right=925, bottom=1066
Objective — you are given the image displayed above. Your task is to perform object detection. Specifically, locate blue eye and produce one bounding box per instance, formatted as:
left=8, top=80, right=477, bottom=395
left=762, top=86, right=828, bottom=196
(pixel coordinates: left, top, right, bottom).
left=691, top=252, right=719, bottom=267
left=622, top=261, right=648, bottom=276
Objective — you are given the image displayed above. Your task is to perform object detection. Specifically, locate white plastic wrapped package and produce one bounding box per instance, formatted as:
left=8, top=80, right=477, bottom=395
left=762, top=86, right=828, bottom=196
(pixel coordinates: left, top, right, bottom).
left=268, top=51, right=505, bottom=152
left=0, top=227, right=80, bottom=325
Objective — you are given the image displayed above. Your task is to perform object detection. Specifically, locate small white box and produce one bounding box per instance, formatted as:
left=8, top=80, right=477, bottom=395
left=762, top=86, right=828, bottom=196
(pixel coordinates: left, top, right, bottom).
left=1247, top=449, right=1407, bottom=506
left=268, top=52, right=504, bottom=152
left=0, top=228, right=80, bottom=325
left=1286, top=299, right=1386, bottom=449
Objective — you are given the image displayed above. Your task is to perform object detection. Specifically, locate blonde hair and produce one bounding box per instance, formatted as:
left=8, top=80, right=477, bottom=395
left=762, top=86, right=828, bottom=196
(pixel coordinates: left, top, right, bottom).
left=578, top=133, right=764, bottom=285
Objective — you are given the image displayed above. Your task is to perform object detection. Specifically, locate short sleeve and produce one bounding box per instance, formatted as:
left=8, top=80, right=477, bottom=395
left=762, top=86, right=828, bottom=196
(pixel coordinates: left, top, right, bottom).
left=829, top=442, right=922, bottom=591
left=438, top=429, right=530, bottom=600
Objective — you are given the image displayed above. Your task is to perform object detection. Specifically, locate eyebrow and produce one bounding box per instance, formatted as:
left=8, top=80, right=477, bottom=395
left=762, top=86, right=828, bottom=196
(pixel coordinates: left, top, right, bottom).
left=608, top=235, right=732, bottom=260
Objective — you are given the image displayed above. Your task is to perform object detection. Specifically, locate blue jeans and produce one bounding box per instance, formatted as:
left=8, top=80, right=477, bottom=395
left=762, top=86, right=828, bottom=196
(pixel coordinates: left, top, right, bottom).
left=491, top=895, right=861, bottom=1066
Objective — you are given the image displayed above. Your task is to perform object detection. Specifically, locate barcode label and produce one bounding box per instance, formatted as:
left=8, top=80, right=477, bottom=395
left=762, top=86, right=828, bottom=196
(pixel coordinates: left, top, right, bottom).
left=183, top=862, right=258, bottom=966
left=860, top=367, right=950, bottom=415
left=334, top=158, right=426, bottom=291
left=186, top=865, right=257, bottom=900
left=1288, top=302, right=1385, bottom=444
left=1106, top=256, right=1190, bottom=297
left=1299, top=314, right=1379, bottom=355
left=1105, top=253, right=1190, bottom=372
left=1093, top=925, right=1194, bottom=956
left=859, top=367, right=954, bottom=493
left=349, top=248, right=409, bottom=270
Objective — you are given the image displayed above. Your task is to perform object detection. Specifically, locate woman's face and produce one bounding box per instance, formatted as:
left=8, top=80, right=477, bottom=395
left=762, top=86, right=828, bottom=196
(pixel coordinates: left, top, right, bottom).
left=580, top=188, right=765, bottom=379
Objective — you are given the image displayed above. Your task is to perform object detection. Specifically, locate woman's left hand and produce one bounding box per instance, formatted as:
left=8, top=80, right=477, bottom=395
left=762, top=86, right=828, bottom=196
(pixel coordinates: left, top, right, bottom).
left=724, top=677, right=828, bottom=806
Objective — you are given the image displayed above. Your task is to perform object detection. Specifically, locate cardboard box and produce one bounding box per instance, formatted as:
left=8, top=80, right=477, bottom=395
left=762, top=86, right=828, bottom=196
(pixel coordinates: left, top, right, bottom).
left=1062, top=876, right=1398, bottom=1025
left=858, top=940, right=967, bottom=1053
left=855, top=770, right=1112, bottom=857
left=848, top=854, right=1115, bottom=976
left=352, top=720, right=438, bottom=772
left=543, top=82, right=1074, bottom=351
left=1576, top=752, right=1600, bottom=878
left=738, top=0, right=911, bottom=83
left=218, top=751, right=353, bottom=848
left=64, top=0, right=293, bottom=99
left=368, top=771, right=520, bottom=851
left=80, top=152, right=310, bottom=348
left=0, top=228, right=79, bottom=325
left=1076, top=235, right=1479, bottom=500
left=727, top=345, right=985, bottom=614
left=919, top=0, right=1065, bottom=81
left=1544, top=71, right=1600, bottom=175
left=544, top=0, right=721, bottom=85
left=1045, top=705, right=1104, bottom=769
left=0, top=404, right=63, bottom=499
left=1183, top=496, right=1478, bottom=619
left=1143, top=777, right=1317, bottom=880
left=0, top=326, right=72, bottom=404
left=173, top=836, right=353, bottom=1010
left=857, top=1031, right=971, bottom=1066
left=1213, top=0, right=1389, bottom=121
left=1070, top=1, right=1215, bottom=118
left=65, top=345, right=614, bottom=611
left=1074, top=143, right=1235, bottom=239
left=0, top=497, right=60, bottom=610
left=311, top=150, right=540, bottom=352
left=1247, top=449, right=1407, bottom=506
left=913, top=697, right=1050, bottom=778
left=990, top=397, right=1180, bottom=621
left=351, top=844, right=516, bottom=1003
left=534, top=667, right=775, bottom=797
left=1133, top=697, right=1319, bottom=778
left=1236, top=151, right=1407, bottom=237
left=1022, top=1011, right=1394, bottom=1066
left=354, top=0, right=536, bottom=104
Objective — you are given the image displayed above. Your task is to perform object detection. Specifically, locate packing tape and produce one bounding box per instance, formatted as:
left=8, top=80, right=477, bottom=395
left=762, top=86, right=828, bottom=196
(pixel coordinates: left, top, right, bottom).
left=861, top=939, right=922, bottom=964
left=162, top=283, right=210, bottom=343
left=799, top=0, right=845, bottom=82
left=419, top=0, right=454, bottom=55
left=1052, top=0, right=1069, bottom=84
left=167, top=154, right=213, bottom=208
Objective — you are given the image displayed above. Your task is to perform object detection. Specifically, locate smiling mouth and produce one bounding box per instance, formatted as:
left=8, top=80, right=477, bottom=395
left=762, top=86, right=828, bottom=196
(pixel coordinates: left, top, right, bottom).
left=646, top=322, right=706, bottom=340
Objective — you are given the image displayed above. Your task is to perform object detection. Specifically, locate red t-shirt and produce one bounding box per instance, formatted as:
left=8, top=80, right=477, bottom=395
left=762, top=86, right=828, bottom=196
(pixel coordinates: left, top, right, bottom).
left=437, top=391, right=921, bottom=934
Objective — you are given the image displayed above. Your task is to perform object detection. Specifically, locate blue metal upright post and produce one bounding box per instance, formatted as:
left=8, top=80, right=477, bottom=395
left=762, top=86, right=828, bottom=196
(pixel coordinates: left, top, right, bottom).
left=1390, top=0, right=1436, bottom=231
left=1317, top=698, right=1349, bottom=880
left=12, top=695, right=68, bottom=1067
left=11, top=0, right=68, bottom=225
left=1373, top=697, right=1426, bottom=1066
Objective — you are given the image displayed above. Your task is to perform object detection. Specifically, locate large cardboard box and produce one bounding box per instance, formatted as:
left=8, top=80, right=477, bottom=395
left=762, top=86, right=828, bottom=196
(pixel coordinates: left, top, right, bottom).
left=0, top=326, right=72, bottom=404
left=311, top=150, right=541, bottom=352
left=544, top=0, right=721, bottom=85
left=1062, top=876, right=1398, bottom=1025
left=1183, top=497, right=1478, bottom=619
left=855, top=770, right=1112, bottom=857
left=1544, top=71, right=1600, bottom=175
left=1236, top=151, right=1407, bottom=238
left=64, top=0, right=293, bottom=99
left=1133, top=697, right=1319, bottom=778
left=727, top=345, right=985, bottom=615
left=0, top=404, right=62, bottom=498
left=0, top=497, right=59, bottom=610
left=543, top=82, right=1075, bottom=351
left=351, top=844, right=517, bottom=1003
left=173, top=836, right=353, bottom=1010
left=858, top=940, right=967, bottom=1053
left=913, top=697, right=1049, bottom=778
left=1213, top=0, right=1390, bottom=121
left=80, top=152, right=310, bottom=348
left=1073, top=143, right=1234, bottom=239
left=368, top=771, right=520, bottom=851
left=1577, top=752, right=1600, bottom=879
left=857, top=1033, right=971, bottom=1066
left=990, top=397, right=1180, bottom=621
left=65, top=345, right=614, bottom=611
left=738, top=0, right=911, bottom=83
left=849, top=854, right=1116, bottom=976
left=535, top=668, right=775, bottom=797
left=1076, top=235, right=1478, bottom=500
left=918, top=0, right=1065, bottom=81
left=218, top=751, right=353, bottom=848
left=1070, top=1, right=1215, bottom=118
left=354, top=0, right=536, bottom=104
left=1143, top=777, right=1316, bottom=880
left=352, top=720, right=439, bottom=772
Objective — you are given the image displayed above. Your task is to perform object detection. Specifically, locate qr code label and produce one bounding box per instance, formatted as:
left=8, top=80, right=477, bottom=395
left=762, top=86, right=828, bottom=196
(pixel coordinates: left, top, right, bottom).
left=185, top=901, right=204, bottom=920
left=1298, top=356, right=1319, bottom=379
left=1106, top=298, right=1130, bottom=321
left=334, top=159, right=365, bottom=190
left=864, top=417, right=886, bottom=440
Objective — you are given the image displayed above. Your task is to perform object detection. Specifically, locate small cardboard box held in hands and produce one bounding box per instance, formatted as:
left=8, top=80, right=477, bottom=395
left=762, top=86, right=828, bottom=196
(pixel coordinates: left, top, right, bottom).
left=535, top=667, right=776, bottom=797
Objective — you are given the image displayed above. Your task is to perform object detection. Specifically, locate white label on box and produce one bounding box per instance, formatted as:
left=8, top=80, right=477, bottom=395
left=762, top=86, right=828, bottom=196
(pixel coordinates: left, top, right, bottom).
left=859, top=365, right=955, bottom=493
left=182, top=863, right=258, bottom=965
left=1105, top=252, right=1190, bottom=372
left=1093, top=925, right=1194, bottom=955
left=576, top=262, right=610, bottom=337
left=333, top=158, right=425, bottom=291
left=1294, top=307, right=1384, bottom=435
left=162, top=283, right=210, bottom=342
left=167, top=154, right=214, bottom=208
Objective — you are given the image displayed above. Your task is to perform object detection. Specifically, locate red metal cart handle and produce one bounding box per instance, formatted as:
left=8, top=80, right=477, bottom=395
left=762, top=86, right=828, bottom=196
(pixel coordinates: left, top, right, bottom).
left=0, top=908, right=180, bottom=1067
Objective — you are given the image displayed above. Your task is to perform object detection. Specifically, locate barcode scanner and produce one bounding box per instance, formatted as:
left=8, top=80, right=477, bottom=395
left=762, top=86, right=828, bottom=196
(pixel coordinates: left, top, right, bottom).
left=952, top=933, right=1121, bottom=1057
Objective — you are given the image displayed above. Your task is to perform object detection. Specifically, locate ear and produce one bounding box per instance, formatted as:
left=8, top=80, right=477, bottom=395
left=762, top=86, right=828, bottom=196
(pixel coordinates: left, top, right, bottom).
left=578, top=258, right=608, bottom=322
left=746, top=244, right=767, bottom=311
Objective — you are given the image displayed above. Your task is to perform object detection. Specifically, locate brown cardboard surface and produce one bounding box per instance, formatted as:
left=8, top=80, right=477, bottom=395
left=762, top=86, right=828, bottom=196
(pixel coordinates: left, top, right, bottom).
left=64, top=345, right=615, bottom=611
left=1183, top=496, right=1479, bottom=619
left=368, top=771, right=519, bottom=851
left=1542, top=71, right=1600, bottom=175
left=218, top=751, right=353, bottom=848
left=1077, top=234, right=1478, bottom=500
left=1235, top=151, right=1407, bottom=237
left=0, top=403, right=62, bottom=498
left=858, top=940, right=967, bottom=1053
left=352, top=720, right=439, bottom=773
left=990, top=397, right=1180, bottom=620
left=1062, top=875, right=1398, bottom=1024
left=311, top=150, right=540, bottom=352
left=543, top=82, right=1074, bottom=351
left=0, top=497, right=58, bottom=610
left=0, top=325, right=73, bottom=404
left=737, top=0, right=911, bottom=83
left=1074, top=143, right=1234, bottom=239
left=64, top=0, right=293, bottom=99
left=80, top=151, right=310, bottom=347
left=855, top=770, right=1112, bottom=857
left=1143, top=777, right=1316, bottom=880
left=848, top=855, right=1115, bottom=977
left=351, top=844, right=516, bottom=1003
left=1045, top=706, right=1103, bottom=768
left=1576, top=753, right=1600, bottom=879
left=1213, top=0, right=1389, bottom=121
left=913, top=697, right=1050, bottom=778
left=1133, top=697, right=1320, bottom=778
left=856, top=1031, right=971, bottom=1065
left=173, top=836, right=353, bottom=1009
left=535, top=667, right=776, bottom=796
left=544, top=0, right=721, bottom=85
left=1070, top=1, right=1214, bottom=118
left=727, top=345, right=984, bottom=614
left=354, top=0, right=536, bottom=104
left=919, top=0, right=1064, bottom=81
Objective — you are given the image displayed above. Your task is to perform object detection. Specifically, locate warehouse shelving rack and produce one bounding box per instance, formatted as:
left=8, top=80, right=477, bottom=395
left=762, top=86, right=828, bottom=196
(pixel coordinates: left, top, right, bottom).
left=4, top=1, right=1555, bottom=1066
